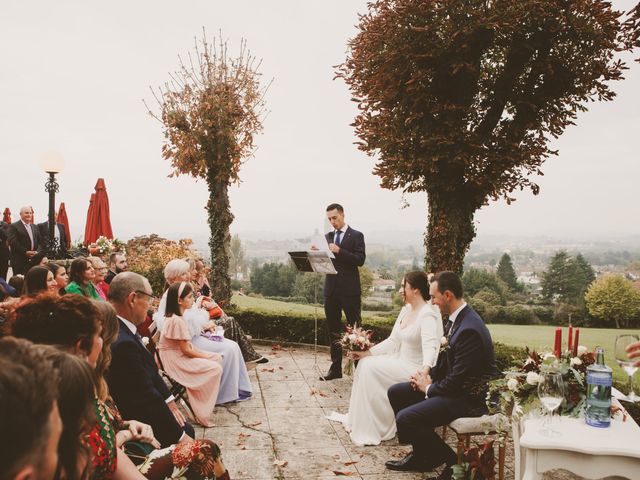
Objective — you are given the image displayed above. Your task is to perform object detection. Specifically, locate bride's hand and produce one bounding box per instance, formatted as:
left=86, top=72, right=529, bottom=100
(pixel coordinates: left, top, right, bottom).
left=347, top=350, right=371, bottom=360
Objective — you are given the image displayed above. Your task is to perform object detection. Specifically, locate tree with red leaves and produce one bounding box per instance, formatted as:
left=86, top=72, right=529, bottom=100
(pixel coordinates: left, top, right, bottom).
left=338, top=0, right=633, bottom=273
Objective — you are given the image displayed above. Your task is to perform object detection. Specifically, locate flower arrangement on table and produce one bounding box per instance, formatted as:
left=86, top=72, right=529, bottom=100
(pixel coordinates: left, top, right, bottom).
left=487, top=325, right=595, bottom=420
left=339, top=325, right=373, bottom=375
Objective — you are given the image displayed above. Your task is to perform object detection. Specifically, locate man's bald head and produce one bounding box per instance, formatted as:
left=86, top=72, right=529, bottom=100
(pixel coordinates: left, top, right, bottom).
left=108, top=272, right=149, bottom=303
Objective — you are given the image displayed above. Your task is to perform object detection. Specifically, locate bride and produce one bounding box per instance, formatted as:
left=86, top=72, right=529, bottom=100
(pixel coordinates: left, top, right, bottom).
left=339, top=271, right=442, bottom=446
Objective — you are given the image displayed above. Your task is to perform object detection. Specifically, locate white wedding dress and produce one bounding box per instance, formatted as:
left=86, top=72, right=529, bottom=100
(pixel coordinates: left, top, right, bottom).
left=338, top=303, right=443, bottom=446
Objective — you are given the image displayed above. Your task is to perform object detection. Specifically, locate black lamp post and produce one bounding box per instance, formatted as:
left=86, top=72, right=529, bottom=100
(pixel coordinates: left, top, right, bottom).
left=40, top=152, right=64, bottom=259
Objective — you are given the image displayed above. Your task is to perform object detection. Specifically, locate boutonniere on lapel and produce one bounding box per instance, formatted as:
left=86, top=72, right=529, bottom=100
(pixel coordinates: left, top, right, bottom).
left=439, top=336, right=450, bottom=354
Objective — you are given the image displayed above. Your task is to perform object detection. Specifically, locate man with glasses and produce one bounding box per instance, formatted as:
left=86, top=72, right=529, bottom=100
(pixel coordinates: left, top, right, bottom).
left=107, top=272, right=195, bottom=447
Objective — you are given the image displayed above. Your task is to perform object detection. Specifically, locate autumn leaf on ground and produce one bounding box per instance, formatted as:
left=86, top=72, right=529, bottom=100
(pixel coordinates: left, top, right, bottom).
left=246, top=421, right=262, bottom=427
left=332, top=471, right=357, bottom=476
left=343, top=461, right=358, bottom=466
left=278, top=366, right=284, bottom=370
left=273, top=460, right=288, bottom=468
left=271, top=344, right=283, bottom=351
left=261, top=368, right=275, bottom=373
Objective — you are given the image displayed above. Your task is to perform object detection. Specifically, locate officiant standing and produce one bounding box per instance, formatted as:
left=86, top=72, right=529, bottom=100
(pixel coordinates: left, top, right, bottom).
left=320, top=203, right=366, bottom=380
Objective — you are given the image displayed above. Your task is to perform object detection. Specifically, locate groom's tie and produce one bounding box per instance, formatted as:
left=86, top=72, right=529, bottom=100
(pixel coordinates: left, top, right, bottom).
left=334, top=230, right=342, bottom=246
left=444, top=319, right=453, bottom=337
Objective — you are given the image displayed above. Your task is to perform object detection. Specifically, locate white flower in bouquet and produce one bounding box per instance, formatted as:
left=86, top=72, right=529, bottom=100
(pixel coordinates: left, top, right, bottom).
left=570, top=357, right=582, bottom=366
left=542, top=352, right=556, bottom=361
left=348, top=333, right=357, bottom=342
left=507, top=378, right=519, bottom=391
left=440, top=336, right=448, bottom=346
left=524, top=357, right=535, bottom=366
left=577, top=345, right=587, bottom=356
left=526, top=371, right=540, bottom=385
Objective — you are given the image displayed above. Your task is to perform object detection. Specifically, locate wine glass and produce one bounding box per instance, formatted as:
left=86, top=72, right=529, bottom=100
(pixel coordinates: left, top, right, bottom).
left=614, top=334, right=640, bottom=402
left=537, top=370, right=564, bottom=436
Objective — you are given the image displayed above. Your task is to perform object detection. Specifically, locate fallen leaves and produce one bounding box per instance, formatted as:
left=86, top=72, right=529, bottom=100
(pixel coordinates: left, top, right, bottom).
left=332, top=471, right=357, bottom=476
left=273, top=459, right=288, bottom=468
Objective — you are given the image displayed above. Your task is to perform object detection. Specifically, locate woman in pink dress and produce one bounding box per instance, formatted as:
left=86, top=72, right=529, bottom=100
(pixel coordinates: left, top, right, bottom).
left=158, top=281, right=223, bottom=427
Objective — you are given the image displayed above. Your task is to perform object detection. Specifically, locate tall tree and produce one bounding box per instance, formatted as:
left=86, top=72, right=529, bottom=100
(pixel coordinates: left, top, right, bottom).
left=496, top=253, right=518, bottom=291
left=148, top=32, right=269, bottom=303
left=541, top=251, right=595, bottom=306
left=338, top=0, right=630, bottom=273
left=585, top=274, right=640, bottom=328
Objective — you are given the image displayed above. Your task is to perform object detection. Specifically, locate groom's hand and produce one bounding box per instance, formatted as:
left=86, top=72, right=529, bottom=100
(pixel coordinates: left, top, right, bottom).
left=329, top=243, right=340, bottom=254
left=410, top=370, right=432, bottom=393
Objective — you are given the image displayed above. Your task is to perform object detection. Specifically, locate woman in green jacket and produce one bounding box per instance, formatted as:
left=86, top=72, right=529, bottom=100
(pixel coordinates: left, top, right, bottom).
left=65, top=257, right=103, bottom=300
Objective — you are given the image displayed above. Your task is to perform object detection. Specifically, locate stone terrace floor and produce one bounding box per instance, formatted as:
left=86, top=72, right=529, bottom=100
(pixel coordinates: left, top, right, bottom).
left=191, top=343, right=609, bottom=480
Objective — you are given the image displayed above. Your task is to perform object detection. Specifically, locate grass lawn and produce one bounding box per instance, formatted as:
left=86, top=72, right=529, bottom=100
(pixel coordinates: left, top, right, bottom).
left=231, top=294, right=393, bottom=320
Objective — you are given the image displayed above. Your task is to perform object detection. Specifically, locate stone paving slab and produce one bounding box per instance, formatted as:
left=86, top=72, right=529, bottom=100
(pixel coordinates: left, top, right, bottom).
left=190, top=344, right=614, bottom=480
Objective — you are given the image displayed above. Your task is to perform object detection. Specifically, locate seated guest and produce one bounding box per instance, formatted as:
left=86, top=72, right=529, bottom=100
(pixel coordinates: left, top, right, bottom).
left=107, top=272, right=196, bottom=447
left=24, top=265, right=59, bottom=295
left=154, top=259, right=253, bottom=404
left=48, top=262, right=69, bottom=296
left=65, top=257, right=103, bottom=300
left=194, top=258, right=212, bottom=297
left=0, top=337, right=62, bottom=480
left=34, top=345, right=98, bottom=480
left=158, top=281, right=223, bottom=426
left=8, top=275, right=24, bottom=296
left=93, top=301, right=231, bottom=479
left=386, top=271, right=498, bottom=479
left=155, top=258, right=266, bottom=364
left=105, top=252, right=128, bottom=285
left=27, top=251, right=49, bottom=270
left=87, top=256, right=109, bottom=300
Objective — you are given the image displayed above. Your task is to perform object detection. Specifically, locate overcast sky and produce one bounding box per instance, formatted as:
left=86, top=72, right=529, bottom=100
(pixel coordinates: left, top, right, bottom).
left=1, top=0, right=638, bottom=246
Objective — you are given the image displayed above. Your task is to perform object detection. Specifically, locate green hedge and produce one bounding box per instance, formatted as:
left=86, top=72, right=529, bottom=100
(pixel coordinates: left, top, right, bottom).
left=229, top=307, right=524, bottom=372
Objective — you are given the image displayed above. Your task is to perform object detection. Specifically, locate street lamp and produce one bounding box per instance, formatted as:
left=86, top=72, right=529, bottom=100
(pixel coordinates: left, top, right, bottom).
left=40, top=151, right=65, bottom=259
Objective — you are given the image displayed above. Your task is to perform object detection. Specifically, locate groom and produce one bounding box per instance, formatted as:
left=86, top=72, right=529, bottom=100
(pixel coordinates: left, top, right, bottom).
left=320, top=203, right=366, bottom=380
left=385, top=271, right=498, bottom=479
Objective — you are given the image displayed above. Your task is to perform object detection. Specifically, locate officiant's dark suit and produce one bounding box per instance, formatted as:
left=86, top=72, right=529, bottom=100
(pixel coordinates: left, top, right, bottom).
left=322, top=203, right=366, bottom=379
left=8, top=208, right=41, bottom=275
left=37, top=220, right=68, bottom=257
left=386, top=272, right=498, bottom=477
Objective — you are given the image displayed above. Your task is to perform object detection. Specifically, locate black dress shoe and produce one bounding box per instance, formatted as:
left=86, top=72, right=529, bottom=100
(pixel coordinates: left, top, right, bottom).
left=255, top=356, right=269, bottom=364
left=425, top=465, right=453, bottom=480
left=319, top=370, right=342, bottom=381
left=384, top=453, right=432, bottom=472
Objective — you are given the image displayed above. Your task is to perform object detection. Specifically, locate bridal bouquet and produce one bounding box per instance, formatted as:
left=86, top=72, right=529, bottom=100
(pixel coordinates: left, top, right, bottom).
left=339, top=325, right=373, bottom=375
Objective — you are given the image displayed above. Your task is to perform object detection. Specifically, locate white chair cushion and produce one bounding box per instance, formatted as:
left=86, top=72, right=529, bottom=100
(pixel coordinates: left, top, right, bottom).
left=448, top=414, right=507, bottom=434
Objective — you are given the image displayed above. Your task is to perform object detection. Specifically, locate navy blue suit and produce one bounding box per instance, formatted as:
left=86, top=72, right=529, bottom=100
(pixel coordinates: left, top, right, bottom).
left=388, top=305, right=498, bottom=469
left=324, top=226, right=366, bottom=373
left=107, top=319, right=193, bottom=447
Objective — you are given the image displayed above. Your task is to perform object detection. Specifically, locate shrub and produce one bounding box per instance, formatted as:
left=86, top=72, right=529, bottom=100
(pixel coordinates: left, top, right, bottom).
left=265, top=296, right=310, bottom=304
left=126, top=235, right=195, bottom=294
left=362, top=302, right=394, bottom=312
left=473, top=288, right=502, bottom=306
left=227, top=307, right=394, bottom=346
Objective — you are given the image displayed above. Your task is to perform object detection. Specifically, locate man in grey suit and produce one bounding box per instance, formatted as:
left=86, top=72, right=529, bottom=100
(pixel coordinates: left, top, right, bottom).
left=8, top=206, right=40, bottom=275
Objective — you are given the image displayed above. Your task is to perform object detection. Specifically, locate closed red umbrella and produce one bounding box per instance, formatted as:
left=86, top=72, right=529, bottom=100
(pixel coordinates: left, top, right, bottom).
left=84, top=178, right=113, bottom=245
left=57, top=202, right=71, bottom=249
left=84, top=193, right=96, bottom=245
left=2, top=208, right=10, bottom=223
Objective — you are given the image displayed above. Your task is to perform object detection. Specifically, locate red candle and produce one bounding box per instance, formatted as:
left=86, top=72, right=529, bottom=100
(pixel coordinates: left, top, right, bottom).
left=567, top=325, right=573, bottom=354
left=573, top=328, right=580, bottom=357
left=554, top=328, right=562, bottom=358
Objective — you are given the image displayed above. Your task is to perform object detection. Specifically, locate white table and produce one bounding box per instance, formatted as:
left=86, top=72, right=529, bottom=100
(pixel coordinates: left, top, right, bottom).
left=518, top=413, right=640, bottom=480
